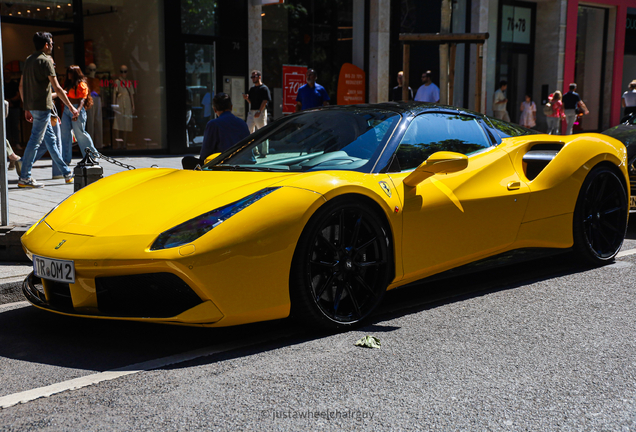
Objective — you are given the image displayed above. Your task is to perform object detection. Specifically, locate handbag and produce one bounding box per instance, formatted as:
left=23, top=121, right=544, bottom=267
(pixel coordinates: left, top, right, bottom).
left=50, top=105, right=60, bottom=127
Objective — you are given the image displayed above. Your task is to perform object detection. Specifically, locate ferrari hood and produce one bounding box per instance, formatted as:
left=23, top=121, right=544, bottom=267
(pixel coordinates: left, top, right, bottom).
left=45, top=168, right=295, bottom=236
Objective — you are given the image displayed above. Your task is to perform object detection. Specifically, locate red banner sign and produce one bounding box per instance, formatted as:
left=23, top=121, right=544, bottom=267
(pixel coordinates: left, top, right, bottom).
left=283, top=65, right=307, bottom=114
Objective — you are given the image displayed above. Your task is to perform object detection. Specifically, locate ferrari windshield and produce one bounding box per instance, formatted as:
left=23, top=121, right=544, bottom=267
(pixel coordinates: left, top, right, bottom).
left=204, top=108, right=400, bottom=173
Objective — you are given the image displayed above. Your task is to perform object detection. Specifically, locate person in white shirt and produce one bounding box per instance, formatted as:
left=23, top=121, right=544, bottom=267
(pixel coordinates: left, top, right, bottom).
left=414, top=70, right=440, bottom=103
left=622, top=80, right=636, bottom=119
left=492, top=80, right=510, bottom=122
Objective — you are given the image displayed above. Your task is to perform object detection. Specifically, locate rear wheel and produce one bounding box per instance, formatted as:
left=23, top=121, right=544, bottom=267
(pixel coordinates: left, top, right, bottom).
left=573, top=165, right=628, bottom=265
left=290, top=200, right=391, bottom=330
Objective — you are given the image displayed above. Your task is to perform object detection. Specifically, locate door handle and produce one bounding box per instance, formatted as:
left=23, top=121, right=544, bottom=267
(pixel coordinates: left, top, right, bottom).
left=507, top=181, right=521, bottom=191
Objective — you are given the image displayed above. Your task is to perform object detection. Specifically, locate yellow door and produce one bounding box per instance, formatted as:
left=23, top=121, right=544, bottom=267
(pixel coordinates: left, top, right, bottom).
left=386, top=113, right=530, bottom=281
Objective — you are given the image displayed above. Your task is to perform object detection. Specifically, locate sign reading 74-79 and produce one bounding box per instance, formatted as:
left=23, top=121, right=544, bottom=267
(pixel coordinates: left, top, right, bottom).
left=501, top=5, right=531, bottom=44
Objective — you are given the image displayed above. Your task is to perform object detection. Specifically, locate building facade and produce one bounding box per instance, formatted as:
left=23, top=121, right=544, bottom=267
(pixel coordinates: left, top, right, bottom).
left=1, top=0, right=635, bottom=156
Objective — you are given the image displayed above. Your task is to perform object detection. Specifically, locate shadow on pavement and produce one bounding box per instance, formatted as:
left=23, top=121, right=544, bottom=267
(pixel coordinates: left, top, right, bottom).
left=0, top=250, right=614, bottom=375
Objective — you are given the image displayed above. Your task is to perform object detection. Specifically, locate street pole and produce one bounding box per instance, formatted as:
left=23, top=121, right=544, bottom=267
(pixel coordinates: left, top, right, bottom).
left=0, top=17, right=8, bottom=226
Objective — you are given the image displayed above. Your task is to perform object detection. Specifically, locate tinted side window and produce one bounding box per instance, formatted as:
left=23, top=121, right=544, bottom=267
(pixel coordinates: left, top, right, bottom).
left=392, top=113, right=492, bottom=171
left=487, top=117, right=538, bottom=138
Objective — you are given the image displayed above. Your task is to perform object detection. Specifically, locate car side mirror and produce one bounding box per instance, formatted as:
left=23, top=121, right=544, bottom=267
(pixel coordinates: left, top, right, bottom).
left=403, top=151, right=468, bottom=187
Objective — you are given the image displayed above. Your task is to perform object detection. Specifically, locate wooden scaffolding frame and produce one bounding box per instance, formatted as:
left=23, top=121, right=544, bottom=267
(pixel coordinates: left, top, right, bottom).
left=400, top=33, right=489, bottom=113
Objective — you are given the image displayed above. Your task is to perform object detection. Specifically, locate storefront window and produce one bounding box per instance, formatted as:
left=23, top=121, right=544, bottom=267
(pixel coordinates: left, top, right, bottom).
left=185, top=43, right=216, bottom=147
left=262, top=0, right=353, bottom=117
left=181, top=0, right=219, bottom=36
left=82, top=0, right=166, bottom=150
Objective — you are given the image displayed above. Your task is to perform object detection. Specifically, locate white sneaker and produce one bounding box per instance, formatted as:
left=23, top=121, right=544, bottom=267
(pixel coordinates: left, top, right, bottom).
left=64, top=173, right=74, bottom=184
left=18, top=177, right=44, bottom=188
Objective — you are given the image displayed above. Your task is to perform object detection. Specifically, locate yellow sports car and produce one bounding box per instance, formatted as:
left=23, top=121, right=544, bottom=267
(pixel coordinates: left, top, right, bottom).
left=21, top=103, right=629, bottom=329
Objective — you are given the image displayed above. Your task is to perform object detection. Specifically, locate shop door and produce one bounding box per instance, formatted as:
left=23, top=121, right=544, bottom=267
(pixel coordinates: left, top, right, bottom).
left=185, top=42, right=216, bottom=148
left=496, top=1, right=536, bottom=124
left=574, top=6, right=608, bottom=132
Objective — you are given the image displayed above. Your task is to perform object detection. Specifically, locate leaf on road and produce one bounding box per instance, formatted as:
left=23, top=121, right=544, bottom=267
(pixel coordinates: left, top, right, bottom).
left=354, top=335, right=381, bottom=349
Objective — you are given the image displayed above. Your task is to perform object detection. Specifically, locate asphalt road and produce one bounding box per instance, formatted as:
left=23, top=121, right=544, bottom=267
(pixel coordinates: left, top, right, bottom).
left=1, top=228, right=636, bottom=430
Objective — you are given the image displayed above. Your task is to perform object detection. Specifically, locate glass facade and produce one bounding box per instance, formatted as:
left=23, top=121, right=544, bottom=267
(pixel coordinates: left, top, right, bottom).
left=1, top=0, right=167, bottom=152
left=262, top=0, right=353, bottom=111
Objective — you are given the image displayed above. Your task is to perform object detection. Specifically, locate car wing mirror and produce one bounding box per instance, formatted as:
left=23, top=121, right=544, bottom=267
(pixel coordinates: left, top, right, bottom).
left=403, top=151, right=468, bottom=187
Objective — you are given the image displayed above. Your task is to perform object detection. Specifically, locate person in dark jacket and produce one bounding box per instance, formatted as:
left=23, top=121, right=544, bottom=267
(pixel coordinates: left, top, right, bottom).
left=199, top=92, right=250, bottom=165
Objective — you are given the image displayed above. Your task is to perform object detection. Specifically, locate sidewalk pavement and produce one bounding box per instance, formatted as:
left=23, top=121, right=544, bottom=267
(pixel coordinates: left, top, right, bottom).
left=0, top=154, right=186, bottom=301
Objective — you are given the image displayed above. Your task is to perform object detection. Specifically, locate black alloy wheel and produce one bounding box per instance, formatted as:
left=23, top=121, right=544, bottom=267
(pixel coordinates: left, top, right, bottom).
left=573, top=165, right=628, bottom=265
left=291, top=200, right=391, bottom=330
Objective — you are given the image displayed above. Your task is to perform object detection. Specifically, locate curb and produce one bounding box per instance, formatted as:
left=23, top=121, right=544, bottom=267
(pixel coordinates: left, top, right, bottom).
left=0, top=226, right=30, bottom=262
left=0, top=275, right=27, bottom=305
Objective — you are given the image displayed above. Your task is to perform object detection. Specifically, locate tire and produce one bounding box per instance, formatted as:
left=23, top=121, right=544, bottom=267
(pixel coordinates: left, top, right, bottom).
left=290, top=200, right=392, bottom=330
left=573, top=165, right=628, bottom=265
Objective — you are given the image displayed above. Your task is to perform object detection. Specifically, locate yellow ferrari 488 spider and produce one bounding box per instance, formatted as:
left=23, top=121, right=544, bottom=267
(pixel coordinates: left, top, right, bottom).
left=21, top=103, right=629, bottom=329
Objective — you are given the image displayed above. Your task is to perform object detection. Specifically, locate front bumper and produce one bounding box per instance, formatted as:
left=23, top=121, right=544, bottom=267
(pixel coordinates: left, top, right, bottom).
left=22, top=271, right=226, bottom=326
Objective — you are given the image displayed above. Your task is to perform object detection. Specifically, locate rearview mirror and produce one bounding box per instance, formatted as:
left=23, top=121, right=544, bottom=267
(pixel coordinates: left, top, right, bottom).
left=404, top=151, right=468, bottom=187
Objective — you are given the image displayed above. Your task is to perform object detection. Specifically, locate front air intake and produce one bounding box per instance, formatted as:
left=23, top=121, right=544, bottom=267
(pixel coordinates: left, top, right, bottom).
left=95, top=273, right=202, bottom=318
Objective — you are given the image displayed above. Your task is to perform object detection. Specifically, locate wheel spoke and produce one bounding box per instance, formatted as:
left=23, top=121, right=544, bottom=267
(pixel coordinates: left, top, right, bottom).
left=355, top=274, right=377, bottom=297
left=343, top=282, right=362, bottom=319
left=316, top=233, right=338, bottom=252
left=332, top=283, right=344, bottom=314
left=593, top=175, right=608, bottom=204
left=600, top=219, right=622, bottom=235
left=355, top=259, right=386, bottom=268
left=314, top=273, right=335, bottom=302
left=310, top=260, right=338, bottom=268
left=601, top=205, right=622, bottom=216
left=351, top=216, right=362, bottom=248
left=338, top=210, right=345, bottom=247
left=355, top=236, right=378, bottom=252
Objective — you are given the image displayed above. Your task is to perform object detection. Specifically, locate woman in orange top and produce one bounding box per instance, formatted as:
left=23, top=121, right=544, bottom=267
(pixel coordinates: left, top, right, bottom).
left=61, top=65, right=98, bottom=164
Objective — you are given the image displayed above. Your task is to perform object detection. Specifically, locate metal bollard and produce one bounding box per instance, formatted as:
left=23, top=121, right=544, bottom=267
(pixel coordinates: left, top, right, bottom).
left=73, top=151, right=103, bottom=192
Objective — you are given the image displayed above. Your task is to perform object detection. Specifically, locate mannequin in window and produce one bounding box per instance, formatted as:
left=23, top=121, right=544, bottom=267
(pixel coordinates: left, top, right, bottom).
left=85, top=63, right=103, bottom=149
left=112, top=64, right=135, bottom=148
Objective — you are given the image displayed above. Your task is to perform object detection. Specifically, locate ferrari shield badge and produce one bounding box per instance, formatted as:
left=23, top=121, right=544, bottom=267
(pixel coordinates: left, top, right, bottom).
left=379, top=181, right=392, bottom=198
left=54, top=239, right=67, bottom=250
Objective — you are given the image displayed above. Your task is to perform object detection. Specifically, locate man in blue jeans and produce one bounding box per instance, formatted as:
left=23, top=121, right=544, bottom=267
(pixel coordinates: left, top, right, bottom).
left=18, top=32, right=79, bottom=188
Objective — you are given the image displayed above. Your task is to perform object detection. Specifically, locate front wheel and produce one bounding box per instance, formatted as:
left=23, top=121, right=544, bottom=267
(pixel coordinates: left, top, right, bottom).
left=290, top=200, right=392, bottom=330
left=573, top=165, right=628, bottom=265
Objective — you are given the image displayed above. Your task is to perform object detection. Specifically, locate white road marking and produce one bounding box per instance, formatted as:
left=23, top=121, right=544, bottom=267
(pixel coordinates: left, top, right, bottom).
left=0, top=329, right=296, bottom=409
left=617, top=248, right=636, bottom=258
left=0, top=301, right=29, bottom=313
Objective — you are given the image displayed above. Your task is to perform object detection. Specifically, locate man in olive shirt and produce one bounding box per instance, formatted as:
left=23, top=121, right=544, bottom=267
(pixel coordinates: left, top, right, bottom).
left=18, top=32, right=79, bottom=188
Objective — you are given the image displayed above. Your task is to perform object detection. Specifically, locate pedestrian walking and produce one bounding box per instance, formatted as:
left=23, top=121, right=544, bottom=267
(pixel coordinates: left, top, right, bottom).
left=622, top=80, right=636, bottom=119
left=243, top=70, right=272, bottom=157
left=519, top=94, right=536, bottom=129
left=295, top=69, right=330, bottom=111
left=546, top=91, right=564, bottom=135
left=61, top=65, right=98, bottom=162
left=390, top=71, right=413, bottom=102
left=492, top=80, right=510, bottom=122
left=18, top=32, right=78, bottom=188
left=562, top=83, right=588, bottom=135
left=414, top=70, right=440, bottom=103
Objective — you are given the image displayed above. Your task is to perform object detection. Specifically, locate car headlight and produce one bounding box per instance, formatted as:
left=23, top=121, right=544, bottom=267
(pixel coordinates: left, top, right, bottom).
left=150, top=187, right=281, bottom=251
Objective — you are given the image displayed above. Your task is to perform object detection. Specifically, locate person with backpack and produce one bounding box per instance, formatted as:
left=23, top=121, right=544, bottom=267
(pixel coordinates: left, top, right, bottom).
left=545, top=91, right=564, bottom=134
